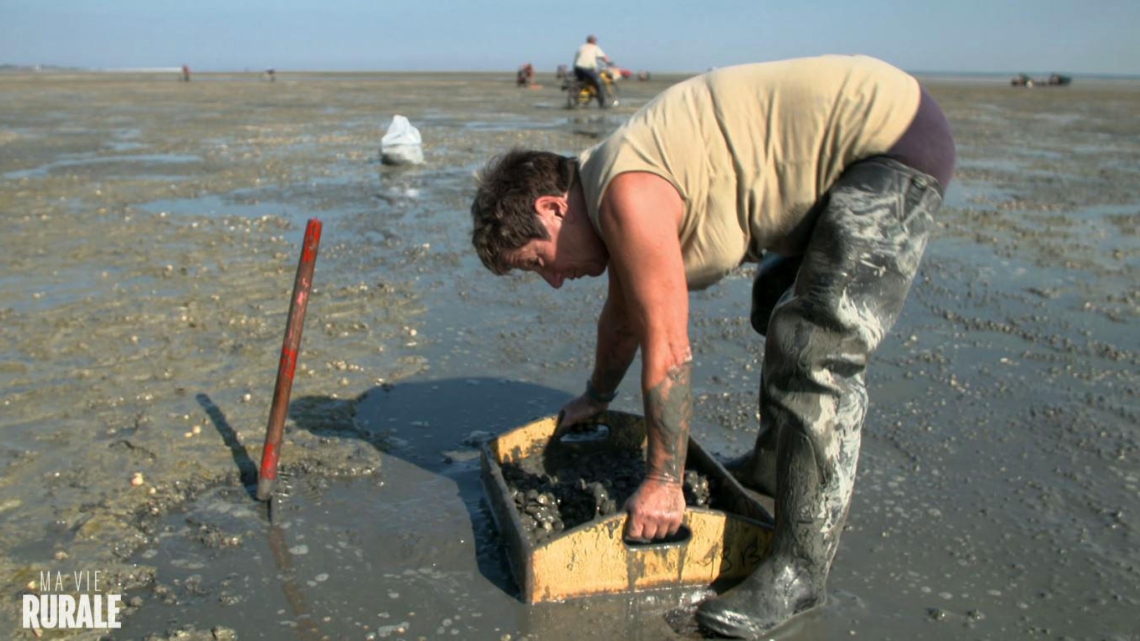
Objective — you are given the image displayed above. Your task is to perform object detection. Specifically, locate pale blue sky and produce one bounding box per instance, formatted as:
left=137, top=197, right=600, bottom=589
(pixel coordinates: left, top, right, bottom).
left=2, top=0, right=1137, bottom=75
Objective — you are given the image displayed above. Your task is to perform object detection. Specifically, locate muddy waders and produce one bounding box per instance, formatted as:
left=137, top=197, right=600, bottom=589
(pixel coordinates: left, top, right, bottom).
left=698, top=157, right=943, bottom=638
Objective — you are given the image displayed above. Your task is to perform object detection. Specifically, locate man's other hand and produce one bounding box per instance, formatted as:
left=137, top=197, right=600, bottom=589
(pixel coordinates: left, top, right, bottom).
left=552, top=394, right=608, bottom=441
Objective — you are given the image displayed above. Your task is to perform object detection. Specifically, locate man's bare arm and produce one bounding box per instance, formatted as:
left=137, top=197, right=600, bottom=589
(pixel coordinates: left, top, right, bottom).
left=644, top=356, right=691, bottom=485
left=599, top=171, right=690, bottom=540
left=590, top=269, right=639, bottom=399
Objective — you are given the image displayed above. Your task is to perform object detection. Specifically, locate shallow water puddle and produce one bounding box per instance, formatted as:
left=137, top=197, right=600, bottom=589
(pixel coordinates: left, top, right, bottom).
left=126, top=468, right=504, bottom=639
left=138, top=193, right=309, bottom=225
left=4, top=153, right=203, bottom=180
left=122, top=376, right=772, bottom=640
left=125, top=466, right=711, bottom=640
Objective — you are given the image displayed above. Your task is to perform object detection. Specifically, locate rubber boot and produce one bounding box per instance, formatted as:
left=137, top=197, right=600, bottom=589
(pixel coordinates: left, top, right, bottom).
left=721, top=415, right=777, bottom=497
left=697, top=428, right=852, bottom=638
left=698, top=156, right=940, bottom=638
left=723, top=253, right=806, bottom=495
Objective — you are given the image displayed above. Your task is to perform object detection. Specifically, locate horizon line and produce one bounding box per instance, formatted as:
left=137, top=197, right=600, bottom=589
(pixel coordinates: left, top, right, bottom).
left=3, top=63, right=1139, bottom=80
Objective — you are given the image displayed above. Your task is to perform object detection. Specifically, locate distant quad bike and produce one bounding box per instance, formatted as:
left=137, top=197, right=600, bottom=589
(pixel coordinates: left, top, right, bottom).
left=563, top=67, right=621, bottom=109
left=1011, top=72, right=1072, bottom=87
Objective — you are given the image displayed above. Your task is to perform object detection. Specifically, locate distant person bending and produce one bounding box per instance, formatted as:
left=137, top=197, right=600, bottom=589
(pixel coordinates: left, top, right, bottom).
left=573, top=35, right=612, bottom=108
left=517, top=63, right=535, bottom=87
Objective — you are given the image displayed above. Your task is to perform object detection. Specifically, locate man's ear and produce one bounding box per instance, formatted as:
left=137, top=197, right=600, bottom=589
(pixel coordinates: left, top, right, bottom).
left=534, top=194, right=567, bottom=220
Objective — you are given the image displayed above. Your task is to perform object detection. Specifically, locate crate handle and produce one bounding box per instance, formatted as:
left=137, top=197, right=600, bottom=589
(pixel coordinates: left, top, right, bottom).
left=551, top=410, right=615, bottom=444
left=622, top=525, right=692, bottom=550
left=557, top=423, right=611, bottom=444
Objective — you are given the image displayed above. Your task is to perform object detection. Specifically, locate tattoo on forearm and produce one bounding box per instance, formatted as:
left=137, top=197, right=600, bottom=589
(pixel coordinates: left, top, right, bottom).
left=644, top=358, right=692, bottom=484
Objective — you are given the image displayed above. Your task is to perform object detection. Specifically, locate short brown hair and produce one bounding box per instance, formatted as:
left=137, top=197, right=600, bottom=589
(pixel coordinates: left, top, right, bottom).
left=470, top=149, right=574, bottom=274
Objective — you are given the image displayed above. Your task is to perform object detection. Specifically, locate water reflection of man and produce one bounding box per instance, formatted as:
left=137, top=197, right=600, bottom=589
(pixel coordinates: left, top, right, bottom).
left=469, top=55, right=955, bottom=637
left=572, top=35, right=612, bottom=108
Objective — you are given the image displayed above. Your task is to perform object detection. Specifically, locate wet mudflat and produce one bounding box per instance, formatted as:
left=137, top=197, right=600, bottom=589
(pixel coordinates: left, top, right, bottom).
left=0, top=70, right=1137, bottom=640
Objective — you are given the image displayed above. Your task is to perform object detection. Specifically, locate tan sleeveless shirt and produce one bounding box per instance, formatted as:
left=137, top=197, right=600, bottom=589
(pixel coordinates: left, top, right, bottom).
left=577, top=55, right=920, bottom=290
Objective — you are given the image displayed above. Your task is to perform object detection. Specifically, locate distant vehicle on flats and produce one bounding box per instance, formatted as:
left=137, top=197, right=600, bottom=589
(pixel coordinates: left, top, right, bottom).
left=1011, top=73, right=1072, bottom=87
left=562, top=66, right=630, bottom=109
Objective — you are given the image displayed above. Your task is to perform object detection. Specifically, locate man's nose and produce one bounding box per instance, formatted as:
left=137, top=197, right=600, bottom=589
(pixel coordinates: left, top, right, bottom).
left=540, top=270, right=564, bottom=289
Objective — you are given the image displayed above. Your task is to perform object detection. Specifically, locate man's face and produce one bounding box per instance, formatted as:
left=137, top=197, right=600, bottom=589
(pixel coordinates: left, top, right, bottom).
left=503, top=209, right=607, bottom=289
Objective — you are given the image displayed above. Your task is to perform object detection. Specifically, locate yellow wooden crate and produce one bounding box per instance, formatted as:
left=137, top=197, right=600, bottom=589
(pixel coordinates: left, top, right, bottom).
left=480, top=410, right=774, bottom=603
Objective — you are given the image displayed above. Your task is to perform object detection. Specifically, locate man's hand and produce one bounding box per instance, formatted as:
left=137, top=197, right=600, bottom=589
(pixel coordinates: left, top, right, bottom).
left=552, top=394, right=608, bottom=441
left=624, top=477, right=685, bottom=541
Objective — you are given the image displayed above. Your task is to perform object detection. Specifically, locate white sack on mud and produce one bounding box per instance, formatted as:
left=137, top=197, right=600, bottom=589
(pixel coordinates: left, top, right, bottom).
left=381, top=115, right=424, bottom=165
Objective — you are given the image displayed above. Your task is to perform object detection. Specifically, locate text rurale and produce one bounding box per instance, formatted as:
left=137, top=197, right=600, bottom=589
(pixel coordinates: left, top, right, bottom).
left=22, top=570, right=123, bottom=630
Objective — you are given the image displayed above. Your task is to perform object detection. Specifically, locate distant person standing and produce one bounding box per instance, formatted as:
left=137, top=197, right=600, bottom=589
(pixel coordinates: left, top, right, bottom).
left=573, top=35, right=613, bottom=108
left=181, top=65, right=191, bottom=82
